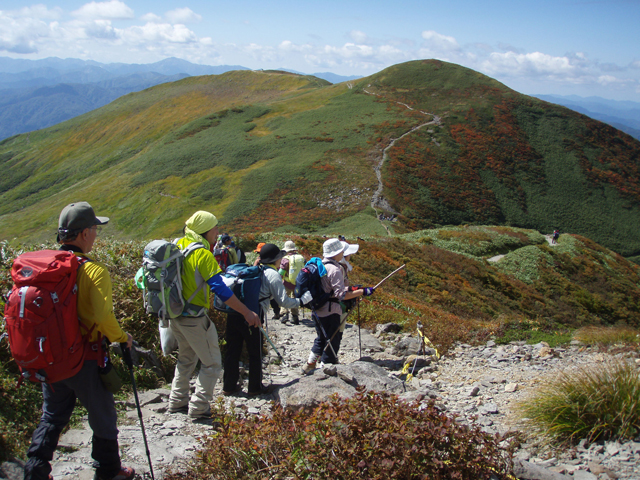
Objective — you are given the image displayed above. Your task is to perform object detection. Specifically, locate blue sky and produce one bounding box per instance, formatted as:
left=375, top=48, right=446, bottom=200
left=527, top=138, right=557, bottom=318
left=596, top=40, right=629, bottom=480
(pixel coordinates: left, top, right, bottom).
left=2, top=0, right=640, bottom=101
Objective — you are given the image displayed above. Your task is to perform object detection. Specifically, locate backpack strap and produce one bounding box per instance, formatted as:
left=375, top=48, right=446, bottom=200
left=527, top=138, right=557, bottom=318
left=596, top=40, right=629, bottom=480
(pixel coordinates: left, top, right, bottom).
left=178, top=241, right=208, bottom=316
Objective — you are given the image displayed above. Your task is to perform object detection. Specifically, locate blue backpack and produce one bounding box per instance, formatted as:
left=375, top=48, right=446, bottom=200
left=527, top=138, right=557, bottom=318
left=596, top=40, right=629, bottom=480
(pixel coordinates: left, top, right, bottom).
left=213, top=263, right=263, bottom=315
left=294, top=258, right=334, bottom=311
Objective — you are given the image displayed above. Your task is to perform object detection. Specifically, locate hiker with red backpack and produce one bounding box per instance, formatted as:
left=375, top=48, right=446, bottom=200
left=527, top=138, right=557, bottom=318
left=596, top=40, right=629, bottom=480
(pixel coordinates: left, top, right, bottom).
left=222, top=243, right=312, bottom=396
left=167, top=211, right=260, bottom=420
left=301, top=238, right=374, bottom=375
left=18, top=202, right=135, bottom=480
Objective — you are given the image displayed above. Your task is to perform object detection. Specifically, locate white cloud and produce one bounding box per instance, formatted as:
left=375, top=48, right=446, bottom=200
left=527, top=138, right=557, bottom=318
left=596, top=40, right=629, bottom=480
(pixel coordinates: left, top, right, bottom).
left=84, top=20, right=118, bottom=40
left=72, top=1, right=134, bottom=21
left=140, top=13, right=162, bottom=23
left=421, top=30, right=459, bottom=51
left=597, top=75, right=623, bottom=86
left=124, top=23, right=198, bottom=44
left=349, top=30, right=369, bottom=44
left=481, top=51, right=578, bottom=78
left=165, top=8, right=201, bottom=25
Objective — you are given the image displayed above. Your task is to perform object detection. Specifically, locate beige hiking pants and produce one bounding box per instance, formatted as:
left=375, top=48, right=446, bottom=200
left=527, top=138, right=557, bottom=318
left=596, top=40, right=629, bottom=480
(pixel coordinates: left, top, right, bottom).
left=168, top=313, right=222, bottom=416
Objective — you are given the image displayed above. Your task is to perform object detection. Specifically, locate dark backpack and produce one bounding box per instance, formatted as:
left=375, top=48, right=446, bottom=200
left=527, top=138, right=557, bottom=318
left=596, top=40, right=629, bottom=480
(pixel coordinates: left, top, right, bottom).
left=294, top=258, right=334, bottom=310
left=213, top=263, right=263, bottom=315
left=213, top=247, right=230, bottom=272
left=4, top=250, right=90, bottom=384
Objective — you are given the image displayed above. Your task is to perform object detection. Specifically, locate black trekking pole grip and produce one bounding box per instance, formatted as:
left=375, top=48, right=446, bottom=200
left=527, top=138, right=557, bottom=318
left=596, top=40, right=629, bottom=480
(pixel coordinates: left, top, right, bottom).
left=120, top=343, right=134, bottom=368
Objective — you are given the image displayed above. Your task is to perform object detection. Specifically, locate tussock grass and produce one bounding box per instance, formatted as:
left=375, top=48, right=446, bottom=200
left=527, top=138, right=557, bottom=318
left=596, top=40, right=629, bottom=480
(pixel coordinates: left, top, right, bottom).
left=574, top=326, right=640, bottom=346
left=516, top=359, right=640, bottom=444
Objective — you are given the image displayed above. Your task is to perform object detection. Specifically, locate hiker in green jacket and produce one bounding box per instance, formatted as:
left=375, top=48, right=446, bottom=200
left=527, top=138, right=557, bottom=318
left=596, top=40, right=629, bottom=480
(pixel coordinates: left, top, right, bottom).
left=168, top=211, right=259, bottom=420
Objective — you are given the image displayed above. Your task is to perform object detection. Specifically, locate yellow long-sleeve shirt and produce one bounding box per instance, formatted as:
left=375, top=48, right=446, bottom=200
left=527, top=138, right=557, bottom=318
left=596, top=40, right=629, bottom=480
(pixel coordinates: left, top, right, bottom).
left=75, top=253, right=128, bottom=344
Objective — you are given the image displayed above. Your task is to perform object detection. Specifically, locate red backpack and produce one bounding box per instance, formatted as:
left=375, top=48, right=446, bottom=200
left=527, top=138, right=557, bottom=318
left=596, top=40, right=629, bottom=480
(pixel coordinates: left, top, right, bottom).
left=4, top=250, right=89, bottom=384
left=213, top=247, right=230, bottom=273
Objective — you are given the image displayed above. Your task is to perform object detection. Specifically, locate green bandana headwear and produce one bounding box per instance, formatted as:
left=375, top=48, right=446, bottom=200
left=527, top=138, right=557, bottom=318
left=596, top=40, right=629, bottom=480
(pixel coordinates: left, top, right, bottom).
left=185, top=211, right=218, bottom=235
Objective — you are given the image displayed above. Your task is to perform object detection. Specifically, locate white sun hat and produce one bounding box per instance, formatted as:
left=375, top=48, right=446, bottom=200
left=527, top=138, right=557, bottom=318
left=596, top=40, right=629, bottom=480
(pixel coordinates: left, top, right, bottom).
left=323, top=238, right=347, bottom=258
left=341, top=241, right=359, bottom=256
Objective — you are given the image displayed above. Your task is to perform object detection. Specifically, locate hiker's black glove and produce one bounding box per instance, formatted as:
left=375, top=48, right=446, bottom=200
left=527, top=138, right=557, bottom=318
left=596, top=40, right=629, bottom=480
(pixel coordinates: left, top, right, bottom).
left=362, top=287, right=375, bottom=296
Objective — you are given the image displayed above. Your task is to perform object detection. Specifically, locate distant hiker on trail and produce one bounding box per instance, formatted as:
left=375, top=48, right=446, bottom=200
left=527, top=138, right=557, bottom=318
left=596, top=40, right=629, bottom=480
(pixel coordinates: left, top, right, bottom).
left=168, top=211, right=260, bottom=421
left=24, top=202, right=136, bottom=480
left=301, top=238, right=374, bottom=375
left=278, top=240, right=306, bottom=325
left=223, top=243, right=312, bottom=395
left=213, top=233, right=237, bottom=272
left=552, top=229, right=560, bottom=245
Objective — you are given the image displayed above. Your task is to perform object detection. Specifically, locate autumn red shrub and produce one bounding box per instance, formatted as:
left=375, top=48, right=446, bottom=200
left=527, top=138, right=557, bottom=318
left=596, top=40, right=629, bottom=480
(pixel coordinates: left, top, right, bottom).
left=165, top=390, right=515, bottom=480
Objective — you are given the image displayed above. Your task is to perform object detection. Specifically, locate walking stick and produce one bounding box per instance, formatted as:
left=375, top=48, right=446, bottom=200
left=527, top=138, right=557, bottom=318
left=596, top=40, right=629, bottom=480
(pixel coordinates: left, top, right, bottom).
left=357, top=299, right=362, bottom=359
left=373, top=264, right=406, bottom=289
left=259, top=326, right=287, bottom=366
left=120, top=344, right=155, bottom=480
left=321, top=307, right=357, bottom=355
left=313, top=313, right=339, bottom=360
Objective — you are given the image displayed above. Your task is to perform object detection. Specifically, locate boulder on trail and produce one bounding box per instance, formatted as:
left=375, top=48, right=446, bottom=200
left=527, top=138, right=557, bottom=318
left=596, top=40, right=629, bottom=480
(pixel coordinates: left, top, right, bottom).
left=276, top=361, right=406, bottom=410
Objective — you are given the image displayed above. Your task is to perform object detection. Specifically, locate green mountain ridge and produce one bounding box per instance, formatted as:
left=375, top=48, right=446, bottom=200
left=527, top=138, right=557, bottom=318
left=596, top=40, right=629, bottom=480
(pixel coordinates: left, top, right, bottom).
left=0, top=60, right=639, bottom=262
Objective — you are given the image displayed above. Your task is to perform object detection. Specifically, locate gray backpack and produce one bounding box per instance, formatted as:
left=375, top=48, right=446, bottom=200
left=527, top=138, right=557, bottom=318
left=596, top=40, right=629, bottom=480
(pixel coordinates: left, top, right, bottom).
left=139, top=240, right=206, bottom=326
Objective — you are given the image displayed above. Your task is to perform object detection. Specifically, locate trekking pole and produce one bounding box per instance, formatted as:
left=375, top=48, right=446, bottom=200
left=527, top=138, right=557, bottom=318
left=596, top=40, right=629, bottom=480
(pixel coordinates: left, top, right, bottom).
left=120, top=344, right=155, bottom=480
left=321, top=307, right=357, bottom=356
left=259, top=326, right=287, bottom=366
left=357, top=299, right=362, bottom=359
left=313, top=313, right=339, bottom=361
left=373, top=264, right=406, bottom=290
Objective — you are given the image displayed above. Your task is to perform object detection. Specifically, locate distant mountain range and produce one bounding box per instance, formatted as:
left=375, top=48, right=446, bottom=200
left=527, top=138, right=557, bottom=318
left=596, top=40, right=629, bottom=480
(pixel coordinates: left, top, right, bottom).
left=533, top=94, right=640, bottom=141
left=0, top=57, right=360, bottom=140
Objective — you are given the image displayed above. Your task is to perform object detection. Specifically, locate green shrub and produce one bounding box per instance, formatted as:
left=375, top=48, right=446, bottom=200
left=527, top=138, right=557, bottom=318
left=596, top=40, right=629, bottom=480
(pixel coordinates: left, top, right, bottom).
left=166, top=390, right=515, bottom=480
left=516, top=359, right=640, bottom=444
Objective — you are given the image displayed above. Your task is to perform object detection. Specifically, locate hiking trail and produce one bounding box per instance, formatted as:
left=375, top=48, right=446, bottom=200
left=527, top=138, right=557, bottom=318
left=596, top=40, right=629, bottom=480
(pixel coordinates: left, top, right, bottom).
left=362, top=86, right=441, bottom=236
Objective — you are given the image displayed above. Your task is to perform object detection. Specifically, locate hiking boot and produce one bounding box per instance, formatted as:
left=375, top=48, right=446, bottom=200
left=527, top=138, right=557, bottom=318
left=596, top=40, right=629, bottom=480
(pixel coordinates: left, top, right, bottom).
left=222, top=385, right=242, bottom=396
left=168, top=404, right=188, bottom=414
left=291, top=315, right=299, bottom=325
left=93, top=466, right=135, bottom=480
left=247, top=384, right=273, bottom=396
left=301, top=361, right=316, bottom=375
left=279, top=313, right=289, bottom=324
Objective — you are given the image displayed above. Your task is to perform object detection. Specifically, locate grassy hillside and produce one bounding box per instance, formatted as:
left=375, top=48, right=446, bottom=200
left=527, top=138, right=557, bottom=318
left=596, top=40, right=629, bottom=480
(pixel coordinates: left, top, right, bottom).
left=2, top=227, right=639, bottom=460
left=1, top=60, right=639, bottom=263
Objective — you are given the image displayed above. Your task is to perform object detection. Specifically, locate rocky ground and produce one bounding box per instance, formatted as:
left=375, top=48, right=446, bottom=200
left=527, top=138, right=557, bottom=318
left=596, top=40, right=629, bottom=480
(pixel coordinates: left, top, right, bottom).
left=2, top=308, right=639, bottom=480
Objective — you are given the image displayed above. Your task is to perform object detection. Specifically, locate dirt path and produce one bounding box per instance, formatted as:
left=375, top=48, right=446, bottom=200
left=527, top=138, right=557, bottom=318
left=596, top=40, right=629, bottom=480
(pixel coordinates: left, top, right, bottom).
left=361, top=87, right=441, bottom=235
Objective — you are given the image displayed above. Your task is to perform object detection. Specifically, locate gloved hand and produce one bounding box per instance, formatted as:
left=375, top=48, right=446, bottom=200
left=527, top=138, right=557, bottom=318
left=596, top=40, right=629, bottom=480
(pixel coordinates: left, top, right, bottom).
left=362, top=287, right=375, bottom=297
left=300, top=291, right=313, bottom=306
left=348, top=285, right=362, bottom=292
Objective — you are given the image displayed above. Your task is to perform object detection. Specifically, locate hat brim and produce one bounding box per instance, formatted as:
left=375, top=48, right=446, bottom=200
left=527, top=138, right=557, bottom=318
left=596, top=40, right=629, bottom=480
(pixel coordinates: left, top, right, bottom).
left=344, top=244, right=359, bottom=256
left=260, top=250, right=286, bottom=264
left=95, top=216, right=109, bottom=225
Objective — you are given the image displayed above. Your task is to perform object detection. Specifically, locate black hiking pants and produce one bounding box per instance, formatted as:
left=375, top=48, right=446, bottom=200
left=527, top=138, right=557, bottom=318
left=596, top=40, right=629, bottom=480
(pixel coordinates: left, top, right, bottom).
left=223, top=312, right=263, bottom=393
left=311, top=313, right=342, bottom=364
left=24, top=360, right=121, bottom=480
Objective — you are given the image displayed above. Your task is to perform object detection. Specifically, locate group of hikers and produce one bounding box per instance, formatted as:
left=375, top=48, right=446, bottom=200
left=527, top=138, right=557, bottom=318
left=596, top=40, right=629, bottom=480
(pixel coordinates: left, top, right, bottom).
left=17, top=202, right=376, bottom=480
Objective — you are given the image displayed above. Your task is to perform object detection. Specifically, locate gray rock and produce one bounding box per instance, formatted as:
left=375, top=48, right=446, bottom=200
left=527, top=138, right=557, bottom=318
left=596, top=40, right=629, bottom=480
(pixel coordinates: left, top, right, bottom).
left=338, top=361, right=405, bottom=394
left=572, top=470, right=598, bottom=480
left=376, top=323, right=402, bottom=334
left=323, top=365, right=338, bottom=376
left=0, top=459, right=25, bottom=480
left=467, top=386, right=480, bottom=397
left=137, top=391, right=163, bottom=406
left=480, top=402, right=499, bottom=414
left=392, top=337, right=421, bottom=357
left=513, top=459, right=572, bottom=479
left=276, top=375, right=357, bottom=410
